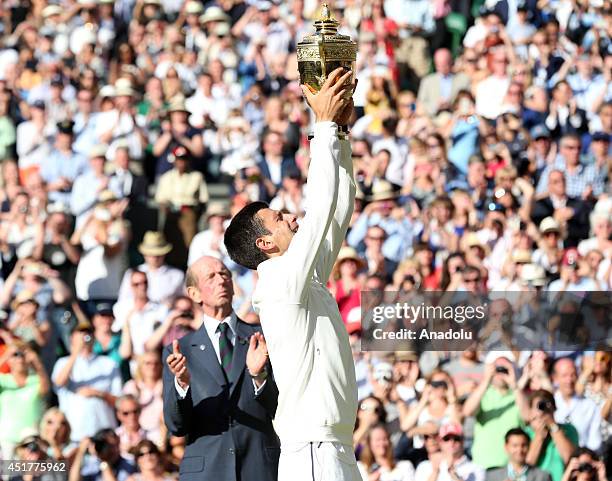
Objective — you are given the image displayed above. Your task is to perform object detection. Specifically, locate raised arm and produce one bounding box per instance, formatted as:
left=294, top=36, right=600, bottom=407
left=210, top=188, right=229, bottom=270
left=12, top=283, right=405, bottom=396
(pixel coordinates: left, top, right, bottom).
left=279, top=69, right=352, bottom=300
left=316, top=98, right=356, bottom=282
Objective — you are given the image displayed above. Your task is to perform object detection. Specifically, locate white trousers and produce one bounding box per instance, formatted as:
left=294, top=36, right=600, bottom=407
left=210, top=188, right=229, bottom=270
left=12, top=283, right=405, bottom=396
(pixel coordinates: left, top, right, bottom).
left=278, top=442, right=361, bottom=481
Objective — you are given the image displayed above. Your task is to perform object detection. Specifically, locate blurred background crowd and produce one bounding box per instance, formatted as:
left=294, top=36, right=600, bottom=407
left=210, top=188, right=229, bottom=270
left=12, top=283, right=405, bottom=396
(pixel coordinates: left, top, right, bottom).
left=0, top=0, right=610, bottom=479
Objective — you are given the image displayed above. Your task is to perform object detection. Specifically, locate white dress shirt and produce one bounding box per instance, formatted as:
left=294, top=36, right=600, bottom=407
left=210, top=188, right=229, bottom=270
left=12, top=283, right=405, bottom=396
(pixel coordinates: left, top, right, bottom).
left=116, top=264, right=185, bottom=305
left=174, top=313, right=265, bottom=397
left=554, top=391, right=602, bottom=451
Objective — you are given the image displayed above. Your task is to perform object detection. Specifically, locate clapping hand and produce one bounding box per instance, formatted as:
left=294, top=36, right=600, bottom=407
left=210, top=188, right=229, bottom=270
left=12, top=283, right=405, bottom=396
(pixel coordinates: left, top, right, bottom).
left=167, top=340, right=190, bottom=389
left=246, top=332, right=268, bottom=376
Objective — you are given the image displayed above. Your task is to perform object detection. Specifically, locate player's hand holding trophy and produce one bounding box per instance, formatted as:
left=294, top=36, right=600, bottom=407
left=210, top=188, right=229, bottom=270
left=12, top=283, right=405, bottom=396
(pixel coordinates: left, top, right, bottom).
left=297, top=3, right=357, bottom=137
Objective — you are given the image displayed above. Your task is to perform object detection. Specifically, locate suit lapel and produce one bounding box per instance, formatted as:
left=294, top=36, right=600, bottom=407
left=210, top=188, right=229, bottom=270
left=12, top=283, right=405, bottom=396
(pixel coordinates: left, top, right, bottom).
left=228, top=316, right=250, bottom=396
left=189, top=324, right=226, bottom=388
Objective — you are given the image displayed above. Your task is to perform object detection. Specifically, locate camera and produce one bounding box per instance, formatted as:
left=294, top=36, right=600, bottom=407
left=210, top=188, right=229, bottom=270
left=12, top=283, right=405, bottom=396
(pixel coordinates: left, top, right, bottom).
left=83, top=334, right=93, bottom=344
left=430, top=380, right=448, bottom=389
left=537, top=400, right=554, bottom=412
left=92, top=433, right=109, bottom=456
left=495, top=366, right=509, bottom=374
left=577, top=463, right=595, bottom=474
left=180, top=310, right=194, bottom=320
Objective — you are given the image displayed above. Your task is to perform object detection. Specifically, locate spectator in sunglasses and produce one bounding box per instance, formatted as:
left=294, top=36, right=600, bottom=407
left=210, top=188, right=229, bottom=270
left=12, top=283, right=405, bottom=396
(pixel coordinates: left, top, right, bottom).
left=415, top=422, right=484, bottom=481
left=399, top=369, right=461, bottom=453
left=354, top=396, right=387, bottom=455
left=126, top=440, right=173, bottom=481
left=39, top=407, right=77, bottom=464
left=122, top=352, right=164, bottom=448
left=115, top=394, right=148, bottom=459
left=0, top=343, right=49, bottom=458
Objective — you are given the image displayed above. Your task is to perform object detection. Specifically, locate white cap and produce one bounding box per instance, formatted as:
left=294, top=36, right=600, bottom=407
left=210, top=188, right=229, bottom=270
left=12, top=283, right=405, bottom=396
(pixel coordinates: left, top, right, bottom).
left=484, top=350, right=516, bottom=365
left=185, top=0, right=204, bottom=14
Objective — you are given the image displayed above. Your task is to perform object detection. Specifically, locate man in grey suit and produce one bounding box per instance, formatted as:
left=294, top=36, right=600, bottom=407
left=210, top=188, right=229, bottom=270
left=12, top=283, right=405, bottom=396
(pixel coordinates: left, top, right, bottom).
left=486, top=429, right=553, bottom=481
left=163, top=256, right=280, bottom=481
left=417, top=48, right=471, bottom=116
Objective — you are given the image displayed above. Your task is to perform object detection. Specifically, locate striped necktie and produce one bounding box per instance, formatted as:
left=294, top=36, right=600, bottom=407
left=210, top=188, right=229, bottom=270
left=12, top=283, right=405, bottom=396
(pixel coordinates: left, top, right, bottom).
left=217, top=322, right=233, bottom=374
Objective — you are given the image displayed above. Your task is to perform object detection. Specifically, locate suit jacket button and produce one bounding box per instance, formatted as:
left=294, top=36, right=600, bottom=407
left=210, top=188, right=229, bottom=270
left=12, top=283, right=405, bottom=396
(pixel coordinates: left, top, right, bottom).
left=229, top=448, right=235, bottom=455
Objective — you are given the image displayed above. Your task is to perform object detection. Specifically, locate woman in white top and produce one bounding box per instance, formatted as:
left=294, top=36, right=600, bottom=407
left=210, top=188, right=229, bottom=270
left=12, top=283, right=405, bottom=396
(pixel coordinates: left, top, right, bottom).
left=358, top=424, right=415, bottom=481
left=72, top=193, right=129, bottom=302
left=0, top=191, right=40, bottom=260
left=397, top=369, right=462, bottom=450
left=122, top=352, right=164, bottom=448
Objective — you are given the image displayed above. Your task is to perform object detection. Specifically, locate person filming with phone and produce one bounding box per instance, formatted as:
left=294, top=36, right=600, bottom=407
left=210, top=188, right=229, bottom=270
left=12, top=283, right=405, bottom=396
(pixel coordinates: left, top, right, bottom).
left=52, top=323, right=122, bottom=443
left=463, top=352, right=526, bottom=470
left=560, top=448, right=607, bottom=481
left=69, top=428, right=136, bottom=481
left=524, top=390, right=577, bottom=481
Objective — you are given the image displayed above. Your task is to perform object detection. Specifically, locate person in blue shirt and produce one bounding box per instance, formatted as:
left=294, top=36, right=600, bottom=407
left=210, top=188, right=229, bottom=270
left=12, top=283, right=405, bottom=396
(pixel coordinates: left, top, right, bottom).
left=40, top=120, right=88, bottom=204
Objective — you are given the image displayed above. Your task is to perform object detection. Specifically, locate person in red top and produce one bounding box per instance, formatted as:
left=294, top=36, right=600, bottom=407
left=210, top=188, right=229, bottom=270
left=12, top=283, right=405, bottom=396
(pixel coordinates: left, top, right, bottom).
left=329, top=246, right=366, bottom=325
left=0, top=326, right=15, bottom=373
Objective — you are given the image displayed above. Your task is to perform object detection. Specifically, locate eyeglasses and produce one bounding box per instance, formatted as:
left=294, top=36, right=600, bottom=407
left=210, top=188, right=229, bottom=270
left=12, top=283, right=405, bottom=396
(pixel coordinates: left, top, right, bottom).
left=132, top=281, right=148, bottom=287
left=367, top=236, right=385, bottom=241
left=12, top=351, right=25, bottom=358
left=442, top=435, right=462, bottom=443
left=120, top=409, right=140, bottom=416
left=463, top=277, right=480, bottom=283
left=137, top=450, right=155, bottom=458
left=427, top=143, right=441, bottom=148
left=45, top=418, right=68, bottom=426
left=465, top=57, right=478, bottom=63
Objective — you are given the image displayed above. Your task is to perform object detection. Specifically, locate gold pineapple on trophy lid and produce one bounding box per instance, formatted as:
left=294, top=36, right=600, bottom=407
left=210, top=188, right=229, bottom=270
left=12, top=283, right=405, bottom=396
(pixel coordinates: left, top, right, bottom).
left=296, top=3, right=357, bottom=97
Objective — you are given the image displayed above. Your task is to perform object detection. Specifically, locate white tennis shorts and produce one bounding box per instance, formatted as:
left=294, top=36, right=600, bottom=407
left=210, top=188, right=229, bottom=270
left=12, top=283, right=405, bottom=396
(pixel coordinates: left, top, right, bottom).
left=278, top=441, right=361, bottom=481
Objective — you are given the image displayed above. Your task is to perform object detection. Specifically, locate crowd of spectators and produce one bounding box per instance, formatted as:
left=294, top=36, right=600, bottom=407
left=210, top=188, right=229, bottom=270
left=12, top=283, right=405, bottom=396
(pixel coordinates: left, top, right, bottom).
left=0, top=0, right=610, bottom=480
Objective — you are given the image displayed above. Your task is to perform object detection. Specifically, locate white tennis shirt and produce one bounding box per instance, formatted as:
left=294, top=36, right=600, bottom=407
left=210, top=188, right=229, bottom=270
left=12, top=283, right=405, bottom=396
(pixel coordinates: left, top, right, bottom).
left=252, top=121, right=358, bottom=446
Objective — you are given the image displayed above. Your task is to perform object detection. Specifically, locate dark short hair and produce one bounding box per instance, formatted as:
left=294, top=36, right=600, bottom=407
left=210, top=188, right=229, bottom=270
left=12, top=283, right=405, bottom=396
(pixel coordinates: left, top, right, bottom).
left=505, top=427, right=530, bottom=444
left=571, top=447, right=599, bottom=461
left=224, top=202, right=271, bottom=270
left=530, top=389, right=556, bottom=409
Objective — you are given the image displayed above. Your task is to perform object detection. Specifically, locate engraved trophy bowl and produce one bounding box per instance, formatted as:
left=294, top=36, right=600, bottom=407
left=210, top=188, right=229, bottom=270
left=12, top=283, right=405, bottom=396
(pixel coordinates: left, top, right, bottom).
left=297, top=3, right=357, bottom=99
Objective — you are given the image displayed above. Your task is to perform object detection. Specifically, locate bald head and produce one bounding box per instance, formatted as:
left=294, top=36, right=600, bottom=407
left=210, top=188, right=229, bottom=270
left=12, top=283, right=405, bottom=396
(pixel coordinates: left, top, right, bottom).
left=434, top=48, right=452, bottom=75
left=553, top=357, right=577, bottom=397
left=186, top=256, right=233, bottom=318
left=186, top=256, right=229, bottom=287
